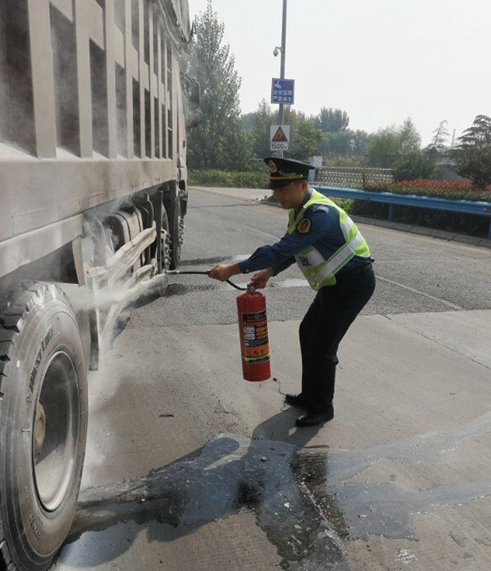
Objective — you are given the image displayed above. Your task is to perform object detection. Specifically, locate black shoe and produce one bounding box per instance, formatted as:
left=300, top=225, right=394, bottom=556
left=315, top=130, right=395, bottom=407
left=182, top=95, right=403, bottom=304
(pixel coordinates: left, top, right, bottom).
left=284, top=393, right=309, bottom=408
left=295, top=406, right=334, bottom=427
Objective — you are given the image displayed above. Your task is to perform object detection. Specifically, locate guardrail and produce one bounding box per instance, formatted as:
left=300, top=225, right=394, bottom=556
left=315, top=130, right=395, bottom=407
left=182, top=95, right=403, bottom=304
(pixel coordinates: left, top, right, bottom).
left=312, top=185, right=491, bottom=240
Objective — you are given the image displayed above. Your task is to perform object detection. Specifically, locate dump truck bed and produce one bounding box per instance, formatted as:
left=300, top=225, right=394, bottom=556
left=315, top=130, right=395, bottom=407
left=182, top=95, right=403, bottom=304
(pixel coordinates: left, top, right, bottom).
left=0, top=0, right=190, bottom=276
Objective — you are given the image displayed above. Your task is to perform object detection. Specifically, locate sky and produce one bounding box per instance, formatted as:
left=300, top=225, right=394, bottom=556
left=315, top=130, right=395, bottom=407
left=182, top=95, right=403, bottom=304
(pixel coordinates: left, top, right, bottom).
left=187, top=0, right=491, bottom=146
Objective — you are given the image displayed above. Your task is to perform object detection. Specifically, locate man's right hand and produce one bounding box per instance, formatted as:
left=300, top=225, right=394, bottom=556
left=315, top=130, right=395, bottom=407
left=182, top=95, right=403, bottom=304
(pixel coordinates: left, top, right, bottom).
left=208, top=263, right=240, bottom=282
left=248, top=268, right=274, bottom=289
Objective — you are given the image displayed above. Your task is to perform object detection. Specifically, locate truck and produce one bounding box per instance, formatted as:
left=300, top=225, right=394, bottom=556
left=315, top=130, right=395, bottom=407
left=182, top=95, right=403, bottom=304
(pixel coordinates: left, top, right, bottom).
left=0, top=1, right=199, bottom=569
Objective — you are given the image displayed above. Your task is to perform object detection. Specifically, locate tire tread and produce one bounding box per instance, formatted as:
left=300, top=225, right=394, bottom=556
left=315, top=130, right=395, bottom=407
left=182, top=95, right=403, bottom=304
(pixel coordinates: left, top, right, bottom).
left=0, top=282, right=70, bottom=571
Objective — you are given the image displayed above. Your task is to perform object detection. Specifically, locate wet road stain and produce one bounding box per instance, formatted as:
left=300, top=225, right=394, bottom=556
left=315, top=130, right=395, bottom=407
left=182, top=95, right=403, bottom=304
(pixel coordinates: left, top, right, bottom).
left=325, top=409, right=491, bottom=485
left=335, top=479, right=491, bottom=541
left=68, top=412, right=491, bottom=569
left=71, top=435, right=351, bottom=570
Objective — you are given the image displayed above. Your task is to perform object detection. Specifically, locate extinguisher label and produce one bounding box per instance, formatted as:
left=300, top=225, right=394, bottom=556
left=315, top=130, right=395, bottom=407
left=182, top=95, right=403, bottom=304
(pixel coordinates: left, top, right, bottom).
left=241, top=311, right=270, bottom=363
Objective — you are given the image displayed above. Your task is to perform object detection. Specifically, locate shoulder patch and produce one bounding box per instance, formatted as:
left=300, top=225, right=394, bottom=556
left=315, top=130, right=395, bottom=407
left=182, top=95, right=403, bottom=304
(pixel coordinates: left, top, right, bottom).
left=296, top=218, right=312, bottom=234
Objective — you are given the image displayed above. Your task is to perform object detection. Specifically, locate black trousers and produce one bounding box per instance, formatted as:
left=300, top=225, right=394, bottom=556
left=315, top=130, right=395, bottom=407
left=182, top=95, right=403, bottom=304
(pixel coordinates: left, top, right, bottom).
left=299, top=265, right=376, bottom=413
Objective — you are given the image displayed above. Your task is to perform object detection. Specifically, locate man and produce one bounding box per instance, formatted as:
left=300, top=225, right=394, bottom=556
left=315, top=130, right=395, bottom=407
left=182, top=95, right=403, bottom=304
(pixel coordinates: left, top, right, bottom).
left=208, top=157, right=376, bottom=427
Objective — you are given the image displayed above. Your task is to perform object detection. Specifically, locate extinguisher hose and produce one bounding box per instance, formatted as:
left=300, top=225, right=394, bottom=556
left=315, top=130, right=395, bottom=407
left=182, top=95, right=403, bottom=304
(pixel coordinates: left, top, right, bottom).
left=166, top=270, right=247, bottom=291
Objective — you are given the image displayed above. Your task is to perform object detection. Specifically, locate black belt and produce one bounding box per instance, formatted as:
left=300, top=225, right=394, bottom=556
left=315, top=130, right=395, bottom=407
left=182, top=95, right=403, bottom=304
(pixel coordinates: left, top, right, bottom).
left=336, top=263, right=373, bottom=279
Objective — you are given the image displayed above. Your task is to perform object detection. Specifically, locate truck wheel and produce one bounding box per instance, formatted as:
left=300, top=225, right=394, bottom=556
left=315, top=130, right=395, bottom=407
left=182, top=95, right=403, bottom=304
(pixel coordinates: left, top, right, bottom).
left=168, top=194, right=183, bottom=270
left=0, top=283, right=88, bottom=571
left=159, top=208, right=172, bottom=274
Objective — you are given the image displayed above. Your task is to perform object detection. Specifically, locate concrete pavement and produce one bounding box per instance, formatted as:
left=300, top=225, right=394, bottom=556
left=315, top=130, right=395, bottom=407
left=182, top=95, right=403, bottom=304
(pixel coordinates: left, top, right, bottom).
left=188, top=185, right=491, bottom=568
left=69, top=308, right=491, bottom=570
left=55, top=187, right=491, bottom=571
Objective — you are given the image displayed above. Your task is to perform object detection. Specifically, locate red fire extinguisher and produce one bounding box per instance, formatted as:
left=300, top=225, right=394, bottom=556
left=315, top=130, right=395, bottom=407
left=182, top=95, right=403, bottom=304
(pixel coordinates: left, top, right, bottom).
left=236, top=286, right=271, bottom=382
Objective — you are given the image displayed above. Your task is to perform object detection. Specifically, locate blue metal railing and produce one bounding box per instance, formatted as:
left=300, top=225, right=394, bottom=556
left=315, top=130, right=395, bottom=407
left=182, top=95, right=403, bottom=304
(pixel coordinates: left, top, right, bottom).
left=313, top=185, right=491, bottom=240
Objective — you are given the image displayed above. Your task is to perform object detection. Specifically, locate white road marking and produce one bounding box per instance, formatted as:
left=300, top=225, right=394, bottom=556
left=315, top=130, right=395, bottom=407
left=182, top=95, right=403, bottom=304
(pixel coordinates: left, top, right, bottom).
left=377, top=275, right=464, bottom=310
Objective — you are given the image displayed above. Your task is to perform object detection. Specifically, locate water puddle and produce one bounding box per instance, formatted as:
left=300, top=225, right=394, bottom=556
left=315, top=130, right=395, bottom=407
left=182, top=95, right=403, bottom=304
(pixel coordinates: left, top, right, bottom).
left=71, top=435, right=351, bottom=570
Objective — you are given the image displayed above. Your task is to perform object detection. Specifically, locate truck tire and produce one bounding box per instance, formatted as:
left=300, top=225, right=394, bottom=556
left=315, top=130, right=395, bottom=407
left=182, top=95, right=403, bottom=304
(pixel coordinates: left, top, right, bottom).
left=159, top=208, right=172, bottom=274
left=0, top=283, right=88, bottom=571
left=168, top=192, right=183, bottom=270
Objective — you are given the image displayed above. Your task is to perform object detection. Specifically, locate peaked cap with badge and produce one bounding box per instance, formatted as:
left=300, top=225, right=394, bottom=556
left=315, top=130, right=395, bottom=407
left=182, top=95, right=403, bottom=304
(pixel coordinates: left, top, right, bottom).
left=264, top=157, right=315, bottom=189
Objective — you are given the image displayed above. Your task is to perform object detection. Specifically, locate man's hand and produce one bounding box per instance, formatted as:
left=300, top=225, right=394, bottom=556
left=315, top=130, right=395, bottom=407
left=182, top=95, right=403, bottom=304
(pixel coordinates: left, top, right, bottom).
left=248, top=267, right=274, bottom=289
left=208, top=263, right=240, bottom=282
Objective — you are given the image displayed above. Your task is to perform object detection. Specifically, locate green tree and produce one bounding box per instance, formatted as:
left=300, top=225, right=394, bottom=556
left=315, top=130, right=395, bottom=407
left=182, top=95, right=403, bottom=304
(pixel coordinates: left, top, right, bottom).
left=366, top=126, right=402, bottom=167
left=321, top=130, right=353, bottom=156
left=249, top=99, right=275, bottom=159
left=187, top=0, right=253, bottom=171
left=318, top=129, right=369, bottom=159
left=351, top=130, right=370, bottom=156
left=399, top=118, right=421, bottom=153
left=428, top=120, right=450, bottom=153
left=289, top=120, right=323, bottom=161
left=366, top=119, right=421, bottom=167
left=315, top=107, right=350, bottom=133
left=451, top=115, right=491, bottom=189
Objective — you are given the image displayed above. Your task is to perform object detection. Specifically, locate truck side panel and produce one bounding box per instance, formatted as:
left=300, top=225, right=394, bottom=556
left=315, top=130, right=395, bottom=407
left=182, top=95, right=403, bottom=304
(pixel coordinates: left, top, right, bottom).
left=0, top=0, right=183, bottom=248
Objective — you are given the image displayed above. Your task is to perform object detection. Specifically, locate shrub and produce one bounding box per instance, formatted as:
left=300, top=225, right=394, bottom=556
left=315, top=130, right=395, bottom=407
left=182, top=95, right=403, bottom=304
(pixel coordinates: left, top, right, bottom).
left=393, top=151, right=435, bottom=182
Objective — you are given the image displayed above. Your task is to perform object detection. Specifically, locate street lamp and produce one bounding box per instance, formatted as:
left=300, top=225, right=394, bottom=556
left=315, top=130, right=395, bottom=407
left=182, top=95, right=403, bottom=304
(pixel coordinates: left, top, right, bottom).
left=275, top=0, right=288, bottom=157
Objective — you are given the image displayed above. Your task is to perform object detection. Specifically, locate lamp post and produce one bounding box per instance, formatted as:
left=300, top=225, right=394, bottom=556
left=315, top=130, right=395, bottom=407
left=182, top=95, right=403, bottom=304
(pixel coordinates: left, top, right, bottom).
left=278, top=0, right=288, bottom=130
left=273, top=0, right=288, bottom=158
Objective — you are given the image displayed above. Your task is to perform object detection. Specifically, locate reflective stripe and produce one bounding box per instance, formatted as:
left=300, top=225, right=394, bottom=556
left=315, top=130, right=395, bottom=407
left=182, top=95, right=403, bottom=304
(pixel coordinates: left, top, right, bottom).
left=311, top=233, right=364, bottom=284
left=295, top=247, right=325, bottom=269
left=341, top=216, right=354, bottom=236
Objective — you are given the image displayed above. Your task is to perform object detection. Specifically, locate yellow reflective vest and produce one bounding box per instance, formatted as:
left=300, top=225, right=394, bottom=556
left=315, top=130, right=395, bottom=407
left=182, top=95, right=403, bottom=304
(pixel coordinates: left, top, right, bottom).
left=288, top=189, right=371, bottom=290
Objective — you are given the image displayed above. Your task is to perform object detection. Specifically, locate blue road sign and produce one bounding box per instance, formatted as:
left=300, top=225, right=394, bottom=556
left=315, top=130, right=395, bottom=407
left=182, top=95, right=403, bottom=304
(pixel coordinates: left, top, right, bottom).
left=271, top=78, right=295, bottom=105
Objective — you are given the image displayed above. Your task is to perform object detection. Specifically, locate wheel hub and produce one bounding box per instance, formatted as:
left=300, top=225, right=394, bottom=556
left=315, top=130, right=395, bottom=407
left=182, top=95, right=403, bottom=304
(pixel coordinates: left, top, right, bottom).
left=34, top=402, right=46, bottom=459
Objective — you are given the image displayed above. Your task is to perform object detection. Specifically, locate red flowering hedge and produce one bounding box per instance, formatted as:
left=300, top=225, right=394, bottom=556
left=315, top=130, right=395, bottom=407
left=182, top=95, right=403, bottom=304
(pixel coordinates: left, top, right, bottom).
left=364, top=179, right=491, bottom=202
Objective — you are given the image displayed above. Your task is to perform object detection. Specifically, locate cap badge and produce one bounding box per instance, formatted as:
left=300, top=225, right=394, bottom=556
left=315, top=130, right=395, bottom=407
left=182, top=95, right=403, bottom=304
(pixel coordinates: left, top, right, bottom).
left=268, top=160, right=278, bottom=173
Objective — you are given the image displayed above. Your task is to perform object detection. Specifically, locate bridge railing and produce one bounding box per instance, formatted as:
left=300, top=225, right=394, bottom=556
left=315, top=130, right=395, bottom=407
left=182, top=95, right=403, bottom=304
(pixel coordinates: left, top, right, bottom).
left=312, top=185, right=491, bottom=240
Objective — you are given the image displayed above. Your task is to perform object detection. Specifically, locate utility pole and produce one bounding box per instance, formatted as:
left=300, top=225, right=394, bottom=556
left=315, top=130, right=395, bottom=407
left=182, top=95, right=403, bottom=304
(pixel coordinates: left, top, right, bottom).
left=278, top=0, right=288, bottom=129
left=271, top=0, right=290, bottom=158
left=277, top=0, right=288, bottom=158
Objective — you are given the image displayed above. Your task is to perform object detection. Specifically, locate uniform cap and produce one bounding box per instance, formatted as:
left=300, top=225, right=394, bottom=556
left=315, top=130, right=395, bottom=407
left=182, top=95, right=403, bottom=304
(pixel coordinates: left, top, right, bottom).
left=264, top=157, right=315, bottom=189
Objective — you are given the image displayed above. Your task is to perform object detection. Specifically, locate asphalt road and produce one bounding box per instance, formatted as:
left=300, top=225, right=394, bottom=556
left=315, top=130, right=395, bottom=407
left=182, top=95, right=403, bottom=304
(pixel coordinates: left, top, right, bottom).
left=54, top=187, right=491, bottom=571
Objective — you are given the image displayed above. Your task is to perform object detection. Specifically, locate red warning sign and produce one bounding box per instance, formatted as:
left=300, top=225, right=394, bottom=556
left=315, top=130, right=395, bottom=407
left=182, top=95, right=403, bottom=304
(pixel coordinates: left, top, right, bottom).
left=272, top=127, right=288, bottom=142
left=270, top=125, right=290, bottom=151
